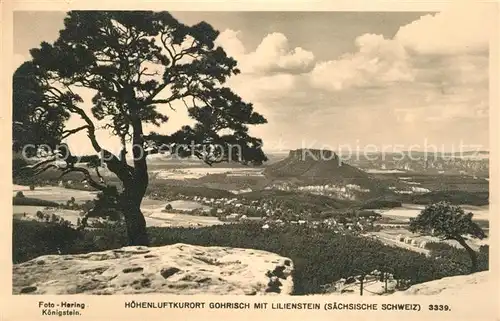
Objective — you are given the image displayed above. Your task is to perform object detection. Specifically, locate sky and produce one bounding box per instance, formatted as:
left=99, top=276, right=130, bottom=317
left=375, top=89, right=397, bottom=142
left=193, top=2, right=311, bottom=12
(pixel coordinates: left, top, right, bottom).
left=13, top=3, right=493, bottom=155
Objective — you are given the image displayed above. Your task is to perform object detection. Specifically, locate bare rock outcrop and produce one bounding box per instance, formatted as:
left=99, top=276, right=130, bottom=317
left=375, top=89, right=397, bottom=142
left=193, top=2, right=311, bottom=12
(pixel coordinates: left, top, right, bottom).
left=13, top=243, right=294, bottom=295
left=319, top=271, right=490, bottom=296
left=394, top=271, right=490, bottom=296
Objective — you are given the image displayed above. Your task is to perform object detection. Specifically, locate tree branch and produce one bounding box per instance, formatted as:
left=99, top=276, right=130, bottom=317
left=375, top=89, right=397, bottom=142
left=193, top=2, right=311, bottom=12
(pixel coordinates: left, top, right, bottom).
left=58, top=103, right=135, bottom=184
left=59, top=166, right=107, bottom=191
left=25, top=157, right=58, bottom=172
left=65, top=104, right=102, bottom=151
left=143, top=32, right=199, bottom=105
left=149, top=78, right=196, bottom=106
left=32, top=164, right=58, bottom=176
left=62, top=125, right=89, bottom=139
left=144, top=83, right=168, bottom=105
left=161, top=34, right=177, bottom=63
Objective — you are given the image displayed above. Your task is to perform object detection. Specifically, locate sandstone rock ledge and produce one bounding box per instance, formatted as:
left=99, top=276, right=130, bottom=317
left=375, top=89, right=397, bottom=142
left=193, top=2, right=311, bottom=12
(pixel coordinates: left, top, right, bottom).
left=394, top=271, right=490, bottom=296
left=13, top=244, right=294, bottom=295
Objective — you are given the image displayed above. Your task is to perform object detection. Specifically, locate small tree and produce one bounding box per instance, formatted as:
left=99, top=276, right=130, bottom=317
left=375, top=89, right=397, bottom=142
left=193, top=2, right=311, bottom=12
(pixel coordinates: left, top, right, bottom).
left=409, top=202, right=486, bottom=274
left=36, top=211, right=44, bottom=220
left=50, top=213, right=59, bottom=223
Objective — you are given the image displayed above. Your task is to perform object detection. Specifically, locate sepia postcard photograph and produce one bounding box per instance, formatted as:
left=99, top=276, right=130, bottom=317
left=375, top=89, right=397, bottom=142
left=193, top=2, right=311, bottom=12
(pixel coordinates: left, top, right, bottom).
left=1, top=0, right=499, bottom=320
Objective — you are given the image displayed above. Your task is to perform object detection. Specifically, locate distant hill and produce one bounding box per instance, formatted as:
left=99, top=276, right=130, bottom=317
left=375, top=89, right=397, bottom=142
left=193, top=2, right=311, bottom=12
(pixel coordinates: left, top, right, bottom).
left=446, top=150, right=489, bottom=156
left=264, top=149, right=384, bottom=190
left=262, top=149, right=393, bottom=204
left=379, top=150, right=489, bottom=157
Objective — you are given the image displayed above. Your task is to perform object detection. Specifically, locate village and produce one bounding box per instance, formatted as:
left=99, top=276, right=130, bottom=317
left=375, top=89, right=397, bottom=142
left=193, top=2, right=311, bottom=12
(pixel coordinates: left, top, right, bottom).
left=158, top=192, right=394, bottom=233
left=265, top=183, right=371, bottom=200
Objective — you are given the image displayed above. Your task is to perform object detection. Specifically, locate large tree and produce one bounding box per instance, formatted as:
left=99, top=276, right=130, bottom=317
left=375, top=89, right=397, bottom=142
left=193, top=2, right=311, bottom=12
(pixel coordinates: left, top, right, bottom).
left=409, top=202, right=486, bottom=273
left=24, top=11, right=268, bottom=245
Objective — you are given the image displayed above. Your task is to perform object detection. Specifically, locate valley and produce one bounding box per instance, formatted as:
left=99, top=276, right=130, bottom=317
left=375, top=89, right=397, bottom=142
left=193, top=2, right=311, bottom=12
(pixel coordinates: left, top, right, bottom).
left=13, top=148, right=490, bottom=255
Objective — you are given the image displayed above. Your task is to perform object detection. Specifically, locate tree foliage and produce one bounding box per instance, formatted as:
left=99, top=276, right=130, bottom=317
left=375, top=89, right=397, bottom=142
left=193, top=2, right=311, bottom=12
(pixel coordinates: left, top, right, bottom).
left=22, top=11, right=268, bottom=245
left=409, top=201, right=486, bottom=273
left=409, top=202, right=485, bottom=240
left=12, top=61, right=70, bottom=156
left=29, top=11, right=267, bottom=165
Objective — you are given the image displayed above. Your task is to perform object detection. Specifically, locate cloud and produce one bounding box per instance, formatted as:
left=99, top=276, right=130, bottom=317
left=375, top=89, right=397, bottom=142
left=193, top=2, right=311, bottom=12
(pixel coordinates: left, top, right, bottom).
left=216, top=30, right=315, bottom=75
left=211, top=5, right=489, bottom=149
left=245, top=33, right=315, bottom=74
left=18, top=8, right=489, bottom=154
left=425, top=101, right=488, bottom=122
left=215, top=29, right=246, bottom=58
left=308, top=1, right=490, bottom=93
left=309, top=33, right=415, bottom=91
left=303, top=0, right=488, bottom=143
left=395, top=99, right=488, bottom=124
left=395, top=1, right=493, bottom=55
left=214, top=29, right=314, bottom=124
left=413, top=54, right=488, bottom=89
left=227, top=73, right=296, bottom=103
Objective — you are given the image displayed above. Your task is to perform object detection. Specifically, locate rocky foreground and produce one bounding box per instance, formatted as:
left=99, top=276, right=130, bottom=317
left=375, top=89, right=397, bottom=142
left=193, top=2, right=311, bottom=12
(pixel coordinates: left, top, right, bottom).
left=395, top=271, right=490, bottom=296
left=13, top=244, right=293, bottom=295
left=324, top=271, right=490, bottom=296
left=13, top=242, right=489, bottom=296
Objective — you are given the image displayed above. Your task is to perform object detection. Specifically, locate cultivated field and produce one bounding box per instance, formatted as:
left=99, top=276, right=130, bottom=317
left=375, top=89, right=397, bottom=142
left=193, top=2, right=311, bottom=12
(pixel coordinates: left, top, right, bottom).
left=376, top=204, right=489, bottom=220
left=12, top=184, right=223, bottom=229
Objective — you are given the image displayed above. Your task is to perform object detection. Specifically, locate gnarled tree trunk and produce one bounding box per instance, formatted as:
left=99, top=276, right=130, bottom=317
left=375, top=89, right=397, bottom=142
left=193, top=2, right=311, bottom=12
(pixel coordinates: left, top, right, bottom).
left=121, top=174, right=149, bottom=246
left=121, top=196, right=149, bottom=246
left=456, top=236, right=478, bottom=274
left=120, top=100, right=150, bottom=246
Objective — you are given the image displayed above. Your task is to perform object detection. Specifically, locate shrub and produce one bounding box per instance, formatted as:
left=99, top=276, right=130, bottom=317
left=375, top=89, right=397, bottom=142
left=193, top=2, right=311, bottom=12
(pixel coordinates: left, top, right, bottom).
left=425, top=242, right=454, bottom=252
left=12, top=220, right=81, bottom=263
left=13, top=196, right=59, bottom=207
left=15, top=191, right=25, bottom=198
left=425, top=241, right=489, bottom=273
left=36, top=211, right=44, bottom=220
left=479, top=244, right=489, bottom=254
left=12, top=157, right=28, bottom=175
